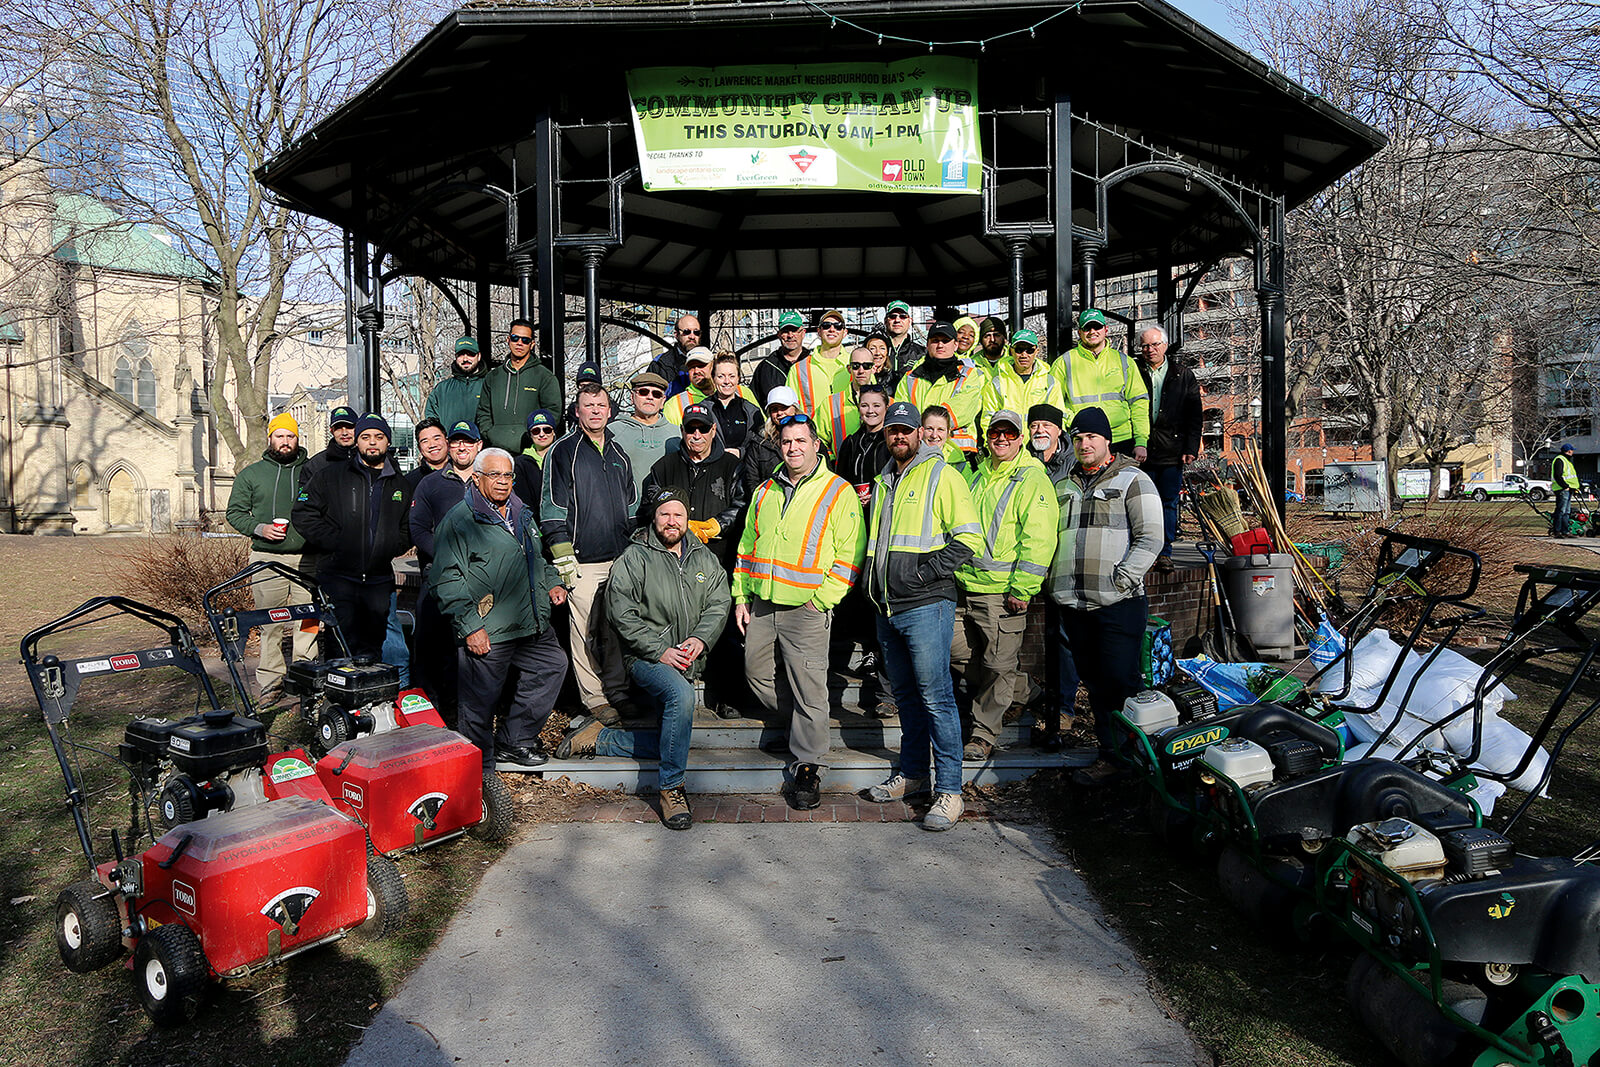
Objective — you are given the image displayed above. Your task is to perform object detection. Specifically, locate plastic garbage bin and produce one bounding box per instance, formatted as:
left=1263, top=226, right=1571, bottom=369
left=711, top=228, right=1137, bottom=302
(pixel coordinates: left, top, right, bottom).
left=1221, top=553, right=1296, bottom=660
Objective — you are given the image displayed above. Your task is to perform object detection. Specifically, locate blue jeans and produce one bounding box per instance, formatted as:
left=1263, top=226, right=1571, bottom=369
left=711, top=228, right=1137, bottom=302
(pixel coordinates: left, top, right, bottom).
left=876, top=601, right=963, bottom=795
left=1148, top=465, right=1183, bottom=558
left=383, top=590, right=411, bottom=685
left=1554, top=489, right=1572, bottom=536
left=593, top=659, right=696, bottom=790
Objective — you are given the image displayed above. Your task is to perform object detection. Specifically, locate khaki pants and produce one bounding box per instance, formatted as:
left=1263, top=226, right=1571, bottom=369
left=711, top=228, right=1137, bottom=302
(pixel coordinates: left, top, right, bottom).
left=950, top=592, right=1028, bottom=746
left=567, top=559, right=628, bottom=711
left=249, top=549, right=317, bottom=693
left=745, top=598, right=833, bottom=767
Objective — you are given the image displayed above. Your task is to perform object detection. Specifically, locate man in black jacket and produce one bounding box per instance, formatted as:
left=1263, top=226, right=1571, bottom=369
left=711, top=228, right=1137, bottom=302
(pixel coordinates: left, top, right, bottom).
left=300, top=405, right=358, bottom=485
left=646, top=314, right=702, bottom=397
left=408, top=421, right=482, bottom=710
left=1136, top=327, right=1202, bottom=571
left=541, top=384, right=638, bottom=725
left=292, top=413, right=413, bottom=658
left=751, top=311, right=811, bottom=404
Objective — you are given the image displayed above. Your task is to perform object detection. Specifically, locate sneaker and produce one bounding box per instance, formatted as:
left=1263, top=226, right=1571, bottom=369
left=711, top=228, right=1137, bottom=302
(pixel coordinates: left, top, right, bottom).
left=866, top=772, right=931, bottom=803
left=589, top=703, right=623, bottom=727
left=1072, top=757, right=1122, bottom=788
left=659, top=787, right=692, bottom=830
left=873, top=699, right=900, bottom=720
left=963, top=738, right=994, bottom=761
left=921, top=792, right=964, bottom=831
left=555, top=717, right=604, bottom=759
left=790, top=763, right=822, bottom=810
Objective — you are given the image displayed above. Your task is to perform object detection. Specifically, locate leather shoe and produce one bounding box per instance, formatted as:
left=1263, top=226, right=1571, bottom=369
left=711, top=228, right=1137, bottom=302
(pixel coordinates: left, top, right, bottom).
left=714, top=702, right=743, bottom=720
left=790, top=763, right=822, bottom=810
left=494, top=744, right=549, bottom=768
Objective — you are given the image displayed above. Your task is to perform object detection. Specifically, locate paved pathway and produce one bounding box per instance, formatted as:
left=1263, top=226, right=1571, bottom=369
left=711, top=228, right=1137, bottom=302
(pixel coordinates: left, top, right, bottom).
left=345, top=816, right=1206, bottom=1066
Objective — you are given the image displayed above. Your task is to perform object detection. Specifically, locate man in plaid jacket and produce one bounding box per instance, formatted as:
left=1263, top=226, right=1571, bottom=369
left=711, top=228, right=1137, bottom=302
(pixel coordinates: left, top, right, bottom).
left=1046, top=405, right=1163, bottom=786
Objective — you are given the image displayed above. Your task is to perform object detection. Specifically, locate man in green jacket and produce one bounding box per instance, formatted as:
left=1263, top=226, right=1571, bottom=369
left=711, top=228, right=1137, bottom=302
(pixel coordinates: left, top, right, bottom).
left=226, top=412, right=315, bottom=701
left=557, top=487, right=731, bottom=830
left=431, top=447, right=569, bottom=769
left=476, top=319, right=563, bottom=452
left=423, top=336, right=490, bottom=433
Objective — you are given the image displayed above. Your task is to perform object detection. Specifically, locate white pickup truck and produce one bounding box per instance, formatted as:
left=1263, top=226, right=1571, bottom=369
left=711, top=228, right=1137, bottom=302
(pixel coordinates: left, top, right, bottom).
left=1465, top=473, right=1551, bottom=502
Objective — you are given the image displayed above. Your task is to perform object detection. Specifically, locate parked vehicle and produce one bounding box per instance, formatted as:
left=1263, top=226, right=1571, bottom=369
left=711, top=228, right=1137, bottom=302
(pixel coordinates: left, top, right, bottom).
left=1465, top=473, right=1550, bottom=502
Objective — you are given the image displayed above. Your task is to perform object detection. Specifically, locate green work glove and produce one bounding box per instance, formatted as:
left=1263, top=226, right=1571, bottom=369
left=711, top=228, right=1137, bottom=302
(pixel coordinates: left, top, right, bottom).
left=549, top=541, right=580, bottom=587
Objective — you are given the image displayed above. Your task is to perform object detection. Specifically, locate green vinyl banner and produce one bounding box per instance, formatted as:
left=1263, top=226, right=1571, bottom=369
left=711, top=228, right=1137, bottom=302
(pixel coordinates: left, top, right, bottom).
left=625, top=57, right=982, bottom=195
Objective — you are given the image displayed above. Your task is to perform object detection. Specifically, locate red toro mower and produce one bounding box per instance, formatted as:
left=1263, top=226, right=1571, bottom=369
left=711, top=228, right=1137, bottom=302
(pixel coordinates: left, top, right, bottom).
left=202, top=560, right=513, bottom=853
left=22, top=596, right=404, bottom=1025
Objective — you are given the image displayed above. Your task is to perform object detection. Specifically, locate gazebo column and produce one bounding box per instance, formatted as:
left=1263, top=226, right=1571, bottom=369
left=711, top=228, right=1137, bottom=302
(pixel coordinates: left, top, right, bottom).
left=580, top=245, right=609, bottom=368
left=1006, top=236, right=1028, bottom=332
left=1050, top=89, right=1073, bottom=356
left=1077, top=236, right=1103, bottom=314
left=533, top=107, right=565, bottom=383
left=1258, top=202, right=1288, bottom=521
left=475, top=275, right=492, bottom=353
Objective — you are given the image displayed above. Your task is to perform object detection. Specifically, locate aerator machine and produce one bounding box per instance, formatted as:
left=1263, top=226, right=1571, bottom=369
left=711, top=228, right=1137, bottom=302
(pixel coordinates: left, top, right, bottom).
left=22, top=596, right=405, bottom=1025
left=203, top=561, right=512, bottom=852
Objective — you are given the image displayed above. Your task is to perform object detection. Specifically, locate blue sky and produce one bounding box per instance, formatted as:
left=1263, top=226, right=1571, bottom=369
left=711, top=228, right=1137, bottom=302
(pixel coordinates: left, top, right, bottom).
left=1164, top=0, right=1246, bottom=44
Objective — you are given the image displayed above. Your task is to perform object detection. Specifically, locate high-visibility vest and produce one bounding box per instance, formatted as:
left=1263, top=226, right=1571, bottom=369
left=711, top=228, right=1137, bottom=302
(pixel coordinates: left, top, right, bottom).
left=816, top=390, right=862, bottom=453
left=786, top=349, right=850, bottom=417
left=894, top=363, right=989, bottom=453
left=981, top=356, right=1065, bottom=436
left=864, top=447, right=983, bottom=613
left=957, top=452, right=1057, bottom=598
left=1052, top=344, right=1150, bottom=445
left=732, top=462, right=865, bottom=610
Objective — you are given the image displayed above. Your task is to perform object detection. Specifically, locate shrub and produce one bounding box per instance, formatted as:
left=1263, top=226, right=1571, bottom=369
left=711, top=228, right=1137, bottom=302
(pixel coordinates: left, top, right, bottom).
left=114, top=534, right=252, bottom=641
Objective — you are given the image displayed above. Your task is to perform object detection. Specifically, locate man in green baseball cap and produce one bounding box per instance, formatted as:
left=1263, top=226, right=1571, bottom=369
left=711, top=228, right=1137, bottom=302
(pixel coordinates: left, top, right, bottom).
left=752, top=310, right=812, bottom=403
left=423, top=335, right=491, bottom=435
left=980, top=326, right=1063, bottom=438
left=1051, top=309, right=1149, bottom=462
left=883, top=299, right=926, bottom=380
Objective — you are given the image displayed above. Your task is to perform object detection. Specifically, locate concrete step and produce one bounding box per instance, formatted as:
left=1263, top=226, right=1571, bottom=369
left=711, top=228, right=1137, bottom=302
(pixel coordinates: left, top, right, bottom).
left=503, top=744, right=1094, bottom=794
left=610, top=711, right=1037, bottom=750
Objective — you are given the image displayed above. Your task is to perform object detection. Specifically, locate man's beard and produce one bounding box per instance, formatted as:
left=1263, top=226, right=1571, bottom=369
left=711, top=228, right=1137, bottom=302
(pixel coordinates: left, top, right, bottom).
left=656, top=525, right=684, bottom=547
left=362, top=449, right=386, bottom=467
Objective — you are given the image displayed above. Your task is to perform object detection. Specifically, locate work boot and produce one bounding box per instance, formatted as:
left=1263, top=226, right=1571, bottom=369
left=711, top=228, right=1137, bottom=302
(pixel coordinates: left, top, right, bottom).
left=658, top=787, right=692, bottom=830
left=963, top=738, right=994, bottom=761
left=589, top=703, right=623, bottom=727
left=866, top=771, right=931, bottom=803
left=555, top=717, right=604, bottom=759
left=921, top=792, right=964, bottom=832
left=790, top=763, right=822, bottom=810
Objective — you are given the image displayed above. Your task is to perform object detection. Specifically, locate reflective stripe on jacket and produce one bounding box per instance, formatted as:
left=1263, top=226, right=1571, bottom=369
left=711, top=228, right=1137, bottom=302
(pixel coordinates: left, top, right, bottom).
left=786, top=350, right=850, bottom=417
left=957, top=452, right=1057, bottom=598
left=894, top=363, right=989, bottom=454
left=816, top=389, right=862, bottom=453
left=981, top=356, right=1065, bottom=437
left=732, top=460, right=865, bottom=610
left=864, top=444, right=983, bottom=615
left=1052, top=344, right=1150, bottom=446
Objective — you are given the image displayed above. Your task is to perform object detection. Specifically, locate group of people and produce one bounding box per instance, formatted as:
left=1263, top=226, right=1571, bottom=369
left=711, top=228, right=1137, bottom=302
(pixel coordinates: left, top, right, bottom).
left=227, top=301, right=1204, bottom=833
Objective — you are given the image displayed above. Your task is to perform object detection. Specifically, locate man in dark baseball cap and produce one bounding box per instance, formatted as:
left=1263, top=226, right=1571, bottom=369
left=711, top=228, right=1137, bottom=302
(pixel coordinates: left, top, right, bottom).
left=301, top=404, right=360, bottom=485
left=883, top=400, right=921, bottom=430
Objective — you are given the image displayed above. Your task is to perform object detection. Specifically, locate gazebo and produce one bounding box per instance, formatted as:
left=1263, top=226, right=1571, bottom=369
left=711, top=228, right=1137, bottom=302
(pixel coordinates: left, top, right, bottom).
left=258, top=0, right=1383, bottom=495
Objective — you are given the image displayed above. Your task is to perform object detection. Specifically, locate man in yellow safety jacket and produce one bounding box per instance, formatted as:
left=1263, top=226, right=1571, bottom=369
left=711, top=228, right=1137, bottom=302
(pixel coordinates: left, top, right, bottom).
left=862, top=400, right=984, bottom=832
left=895, top=320, right=988, bottom=459
left=1053, top=308, right=1149, bottom=459
left=732, top=413, right=865, bottom=810
left=786, top=309, right=852, bottom=417
left=951, top=408, right=1057, bottom=760
left=981, top=328, right=1063, bottom=438
left=815, top=345, right=881, bottom=455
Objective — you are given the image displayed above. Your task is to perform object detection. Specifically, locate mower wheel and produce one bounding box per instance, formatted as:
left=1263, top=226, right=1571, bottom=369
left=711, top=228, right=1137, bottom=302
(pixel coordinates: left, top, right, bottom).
left=472, top=772, right=515, bottom=842
left=356, top=855, right=408, bottom=941
left=56, top=880, right=123, bottom=973
left=134, top=923, right=209, bottom=1025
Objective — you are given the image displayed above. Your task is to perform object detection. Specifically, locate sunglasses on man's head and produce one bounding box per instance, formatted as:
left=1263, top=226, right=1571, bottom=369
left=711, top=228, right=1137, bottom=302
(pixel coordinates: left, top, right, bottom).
left=779, top=413, right=813, bottom=426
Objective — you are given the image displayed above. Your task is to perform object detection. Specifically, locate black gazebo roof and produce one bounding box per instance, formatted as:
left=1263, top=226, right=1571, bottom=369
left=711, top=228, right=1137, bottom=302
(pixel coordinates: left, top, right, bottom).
left=259, top=0, right=1384, bottom=307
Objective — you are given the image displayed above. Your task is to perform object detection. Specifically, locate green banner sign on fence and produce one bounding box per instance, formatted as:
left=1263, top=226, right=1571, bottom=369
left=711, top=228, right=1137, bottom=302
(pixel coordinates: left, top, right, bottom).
left=625, top=57, right=982, bottom=195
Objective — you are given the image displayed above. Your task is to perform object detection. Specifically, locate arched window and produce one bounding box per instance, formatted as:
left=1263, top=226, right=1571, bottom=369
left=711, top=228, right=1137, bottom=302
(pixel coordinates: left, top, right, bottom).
left=114, top=357, right=134, bottom=403
left=136, top=358, right=156, bottom=411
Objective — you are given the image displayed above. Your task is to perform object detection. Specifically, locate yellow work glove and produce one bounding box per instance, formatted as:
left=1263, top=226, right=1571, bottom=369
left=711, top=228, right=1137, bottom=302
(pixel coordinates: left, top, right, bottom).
left=687, top=518, right=721, bottom=543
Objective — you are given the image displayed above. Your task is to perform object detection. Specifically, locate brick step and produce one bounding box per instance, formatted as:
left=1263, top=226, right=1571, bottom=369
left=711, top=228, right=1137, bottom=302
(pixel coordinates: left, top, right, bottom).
left=506, top=744, right=1095, bottom=794
left=600, top=710, right=1039, bottom=750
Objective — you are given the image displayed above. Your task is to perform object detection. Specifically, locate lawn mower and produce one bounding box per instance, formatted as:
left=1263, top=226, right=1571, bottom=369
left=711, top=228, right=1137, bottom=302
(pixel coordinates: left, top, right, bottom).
left=1522, top=487, right=1600, bottom=538
left=22, top=596, right=405, bottom=1025
left=1205, top=562, right=1600, bottom=941
left=202, top=560, right=513, bottom=852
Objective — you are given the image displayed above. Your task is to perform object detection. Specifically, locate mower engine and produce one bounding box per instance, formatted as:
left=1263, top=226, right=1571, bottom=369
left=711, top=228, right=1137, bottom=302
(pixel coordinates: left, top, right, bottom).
left=283, top=657, right=401, bottom=754
left=120, top=710, right=270, bottom=829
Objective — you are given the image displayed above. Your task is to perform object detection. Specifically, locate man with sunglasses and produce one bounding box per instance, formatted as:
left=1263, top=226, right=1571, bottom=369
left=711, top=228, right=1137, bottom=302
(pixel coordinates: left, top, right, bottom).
left=1052, top=308, right=1150, bottom=462
left=982, top=328, right=1063, bottom=438
left=863, top=401, right=983, bottom=832
left=882, top=299, right=925, bottom=381
left=786, top=309, right=852, bottom=418
left=476, top=318, right=563, bottom=453
left=733, top=412, right=865, bottom=809
left=951, top=410, right=1057, bottom=761
left=646, top=314, right=703, bottom=398
left=815, top=346, right=880, bottom=455
left=613, top=371, right=679, bottom=503
left=752, top=310, right=811, bottom=405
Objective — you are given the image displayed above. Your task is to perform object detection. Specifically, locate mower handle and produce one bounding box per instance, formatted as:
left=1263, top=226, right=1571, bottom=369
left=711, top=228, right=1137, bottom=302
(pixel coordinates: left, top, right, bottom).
left=1371, top=527, right=1481, bottom=603
left=20, top=595, right=191, bottom=665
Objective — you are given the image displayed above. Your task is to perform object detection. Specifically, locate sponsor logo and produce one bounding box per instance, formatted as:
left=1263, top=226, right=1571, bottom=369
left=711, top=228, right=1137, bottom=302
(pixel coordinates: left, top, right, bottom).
left=941, top=159, right=967, bottom=188
left=296, top=490, right=308, bottom=502
left=76, top=659, right=111, bottom=674
left=881, top=160, right=904, bottom=182
left=391, top=490, right=402, bottom=501
left=694, top=571, right=708, bottom=583
left=110, top=654, right=140, bottom=671
left=342, top=782, right=365, bottom=808
left=268, top=755, right=315, bottom=783
left=789, top=149, right=817, bottom=174
left=172, top=880, right=197, bottom=915
left=1166, top=725, right=1228, bottom=757
left=400, top=693, right=435, bottom=711
left=169, top=736, right=192, bottom=752
left=260, top=886, right=320, bottom=934
left=268, top=608, right=291, bottom=622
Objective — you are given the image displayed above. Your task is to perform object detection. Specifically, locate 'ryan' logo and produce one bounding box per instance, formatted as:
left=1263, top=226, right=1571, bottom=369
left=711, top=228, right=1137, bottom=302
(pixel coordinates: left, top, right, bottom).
left=1167, top=726, right=1227, bottom=756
